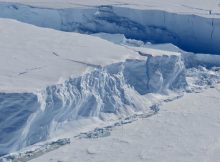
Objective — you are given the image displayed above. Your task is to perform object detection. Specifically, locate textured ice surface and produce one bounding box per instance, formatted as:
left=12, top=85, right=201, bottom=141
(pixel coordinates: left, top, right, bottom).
left=0, top=54, right=187, bottom=155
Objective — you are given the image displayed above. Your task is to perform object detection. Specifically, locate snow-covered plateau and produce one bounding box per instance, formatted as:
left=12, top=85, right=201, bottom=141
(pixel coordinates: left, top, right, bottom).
left=0, top=1, right=220, bottom=162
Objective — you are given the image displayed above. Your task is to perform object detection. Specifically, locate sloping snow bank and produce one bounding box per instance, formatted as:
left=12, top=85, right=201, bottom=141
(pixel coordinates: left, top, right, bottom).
left=0, top=55, right=187, bottom=156
left=0, top=3, right=220, bottom=54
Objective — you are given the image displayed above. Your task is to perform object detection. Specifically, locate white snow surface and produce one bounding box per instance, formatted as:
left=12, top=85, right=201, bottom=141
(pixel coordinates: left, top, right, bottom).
left=0, top=18, right=142, bottom=92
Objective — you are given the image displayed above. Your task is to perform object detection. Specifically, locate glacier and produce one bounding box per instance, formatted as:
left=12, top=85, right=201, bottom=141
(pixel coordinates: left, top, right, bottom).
left=0, top=0, right=220, bottom=159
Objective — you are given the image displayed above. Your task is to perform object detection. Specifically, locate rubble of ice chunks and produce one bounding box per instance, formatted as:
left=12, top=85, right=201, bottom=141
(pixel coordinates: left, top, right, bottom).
left=0, top=138, right=70, bottom=162
left=77, top=127, right=112, bottom=139
left=186, top=66, right=220, bottom=92
left=150, top=104, right=160, bottom=113
left=163, top=94, right=184, bottom=103
left=50, top=139, right=71, bottom=146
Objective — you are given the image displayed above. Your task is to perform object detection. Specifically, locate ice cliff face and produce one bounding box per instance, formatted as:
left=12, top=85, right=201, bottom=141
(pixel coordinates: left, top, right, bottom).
left=0, top=55, right=187, bottom=155
left=0, top=3, right=219, bottom=54
left=0, top=93, right=39, bottom=155
left=146, top=55, right=186, bottom=93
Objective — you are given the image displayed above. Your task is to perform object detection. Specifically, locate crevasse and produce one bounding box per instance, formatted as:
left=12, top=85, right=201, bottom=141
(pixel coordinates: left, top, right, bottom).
left=0, top=3, right=220, bottom=54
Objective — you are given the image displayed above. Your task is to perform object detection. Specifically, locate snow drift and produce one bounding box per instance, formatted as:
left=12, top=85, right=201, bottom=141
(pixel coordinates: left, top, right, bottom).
left=0, top=3, right=220, bottom=54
